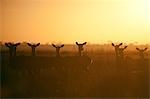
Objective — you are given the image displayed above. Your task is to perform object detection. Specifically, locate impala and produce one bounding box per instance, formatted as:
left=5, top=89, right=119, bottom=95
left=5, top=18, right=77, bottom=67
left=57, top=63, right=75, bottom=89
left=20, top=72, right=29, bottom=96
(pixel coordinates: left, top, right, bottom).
left=76, top=42, right=87, bottom=56
left=136, top=47, right=148, bottom=59
left=27, top=43, right=40, bottom=56
left=5, top=42, right=20, bottom=57
left=52, top=44, right=64, bottom=57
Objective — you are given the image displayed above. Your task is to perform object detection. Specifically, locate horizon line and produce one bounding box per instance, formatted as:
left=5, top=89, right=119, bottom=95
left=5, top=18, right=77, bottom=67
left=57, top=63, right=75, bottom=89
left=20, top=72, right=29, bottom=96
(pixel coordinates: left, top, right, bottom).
left=1, top=41, right=150, bottom=45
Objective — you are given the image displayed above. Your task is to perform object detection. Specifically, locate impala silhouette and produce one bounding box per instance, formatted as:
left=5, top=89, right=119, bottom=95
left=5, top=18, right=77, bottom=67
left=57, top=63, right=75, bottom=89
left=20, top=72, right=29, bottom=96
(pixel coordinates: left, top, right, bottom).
left=76, top=42, right=87, bottom=56
left=5, top=42, right=20, bottom=57
left=27, top=43, right=40, bottom=56
left=52, top=44, right=64, bottom=57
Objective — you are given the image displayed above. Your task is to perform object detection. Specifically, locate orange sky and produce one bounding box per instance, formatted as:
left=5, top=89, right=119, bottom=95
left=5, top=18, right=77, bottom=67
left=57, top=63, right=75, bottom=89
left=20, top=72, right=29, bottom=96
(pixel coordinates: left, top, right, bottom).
left=1, top=0, right=150, bottom=44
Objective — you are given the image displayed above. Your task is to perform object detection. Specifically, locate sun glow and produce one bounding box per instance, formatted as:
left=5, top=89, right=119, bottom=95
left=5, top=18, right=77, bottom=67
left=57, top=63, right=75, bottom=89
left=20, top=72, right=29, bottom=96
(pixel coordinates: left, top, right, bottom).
left=127, top=0, right=150, bottom=20
left=1, top=0, right=150, bottom=44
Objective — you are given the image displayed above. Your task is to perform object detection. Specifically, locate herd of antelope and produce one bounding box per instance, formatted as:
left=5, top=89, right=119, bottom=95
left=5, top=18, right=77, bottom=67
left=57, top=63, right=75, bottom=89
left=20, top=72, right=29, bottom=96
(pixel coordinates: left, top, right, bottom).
left=111, top=43, right=148, bottom=60
left=4, top=42, right=88, bottom=57
left=4, top=42, right=148, bottom=60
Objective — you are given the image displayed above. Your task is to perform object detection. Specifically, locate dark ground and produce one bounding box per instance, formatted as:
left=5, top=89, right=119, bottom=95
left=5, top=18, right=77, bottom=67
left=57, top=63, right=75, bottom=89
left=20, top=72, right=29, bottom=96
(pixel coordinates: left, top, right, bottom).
left=1, top=46, right=150, bottom=98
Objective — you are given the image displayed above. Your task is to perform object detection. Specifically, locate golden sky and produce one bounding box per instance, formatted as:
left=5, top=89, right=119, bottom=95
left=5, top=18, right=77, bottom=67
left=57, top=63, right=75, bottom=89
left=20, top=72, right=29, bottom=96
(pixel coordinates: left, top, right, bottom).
left=1, top=0, right=150, bottom=44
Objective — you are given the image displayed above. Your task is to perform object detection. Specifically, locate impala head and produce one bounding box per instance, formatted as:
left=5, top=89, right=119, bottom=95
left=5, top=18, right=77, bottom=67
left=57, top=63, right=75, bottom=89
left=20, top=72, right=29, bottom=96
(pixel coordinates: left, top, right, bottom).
left=136, top=47, right=148, bottom=59
left=13, top=43, right=20, bottom=49
left=136, top=47, right=148, bottom=53
left=27, top=43, right=40, bottom=48
left=5, top=42, right=20, bottom=56
left=111, top=43, right=123, bottom=54
left=76, top=42, right=87, bottom=56
left=112, top=43, right=123, bottom=49
left=118, top=46, right=128, bottom=56
left=112, top=43, right=126, bottom=60
left=5, top=42, right=12, bottom=48
left=52, top=44, right=64, bottom=56
left=27, top=43, right=40, bottom=56
left=136, top=47, right=148, bottom=58
left=119, top=46, right=128, bottom=51
left=5, top=42, right=20, bottom=47
left=13, top=43, right=20, bottom=46
left=76, top=42, right=87, bottom=51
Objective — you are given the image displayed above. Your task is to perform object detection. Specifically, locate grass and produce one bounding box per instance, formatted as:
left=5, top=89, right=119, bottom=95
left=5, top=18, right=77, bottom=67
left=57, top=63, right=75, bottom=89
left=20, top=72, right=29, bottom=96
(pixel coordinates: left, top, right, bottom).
left=1, top=45, right=150, bottom=98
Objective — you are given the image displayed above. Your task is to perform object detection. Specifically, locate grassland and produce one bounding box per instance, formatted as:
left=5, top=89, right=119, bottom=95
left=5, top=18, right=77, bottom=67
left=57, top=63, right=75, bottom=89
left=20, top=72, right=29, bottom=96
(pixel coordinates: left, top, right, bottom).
left=1, top=44, right=150, bottom=98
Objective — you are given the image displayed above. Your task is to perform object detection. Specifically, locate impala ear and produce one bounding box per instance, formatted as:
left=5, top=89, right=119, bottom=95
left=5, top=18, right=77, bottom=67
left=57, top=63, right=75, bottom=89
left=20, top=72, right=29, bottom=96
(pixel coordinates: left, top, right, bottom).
left=136, top=48, right=140, bottom=51
left=14, top=43, right=20, bottom=46
left=61, top=44, right=64, bottom=47
left=112, top=43, right=115, bottom=46
left=124, top=46, right=128, bottom=49
left=76, top=42, right=79, bottom=45
left=144, top=47, right=148, bottom=51
left=83, top=42, right=87, bottom=45
left=36, top=43, right=40, bottom=46
left=52, top=44, right=56, bottom=48
left=27, top=43, right=32, bottom=46
left=8, top=42, right=12, bottom=46
left=119, top=43, right=123, bottom=46
left=5, top=43, right=9, bottom=47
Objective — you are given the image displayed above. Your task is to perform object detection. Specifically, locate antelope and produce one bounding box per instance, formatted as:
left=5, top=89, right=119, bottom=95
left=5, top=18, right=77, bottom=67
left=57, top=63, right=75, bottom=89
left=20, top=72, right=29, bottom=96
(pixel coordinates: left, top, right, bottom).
left=112, top=43, right=123, bottom=60
left=27, top=43, right=40, bottom=56
left=76, top=42, right=87, bottom=56
left=5, top=42, right=20, bottom=57
left=52, top=44, right=64, bottom=57
left=136, top=47, right=148, bottom=59
left=118, top=46, right=128, bottom=59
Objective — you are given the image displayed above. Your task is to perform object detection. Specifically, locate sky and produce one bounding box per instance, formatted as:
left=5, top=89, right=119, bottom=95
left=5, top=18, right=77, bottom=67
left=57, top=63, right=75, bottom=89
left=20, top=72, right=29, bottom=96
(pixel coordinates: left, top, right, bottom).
left=1, top=0, right=150, bottom=44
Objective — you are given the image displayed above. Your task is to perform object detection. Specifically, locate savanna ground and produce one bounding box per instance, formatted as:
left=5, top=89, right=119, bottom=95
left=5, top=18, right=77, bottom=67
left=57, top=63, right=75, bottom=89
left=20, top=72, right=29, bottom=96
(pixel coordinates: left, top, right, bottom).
left=1, top=44, right=150, bottom=98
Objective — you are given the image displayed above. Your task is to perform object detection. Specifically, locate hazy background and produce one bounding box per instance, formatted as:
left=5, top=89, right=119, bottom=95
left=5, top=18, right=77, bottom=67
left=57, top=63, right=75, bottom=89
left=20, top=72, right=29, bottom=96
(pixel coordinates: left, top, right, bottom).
left=1, top=0, right=150, bottom=44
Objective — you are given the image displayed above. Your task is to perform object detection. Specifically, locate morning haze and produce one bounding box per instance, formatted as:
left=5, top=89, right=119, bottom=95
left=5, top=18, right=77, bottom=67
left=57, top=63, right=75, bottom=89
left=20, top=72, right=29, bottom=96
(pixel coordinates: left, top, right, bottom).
left=1, top=0, right=150, bottom=98
left=2, top=0, right=150, bottom=44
